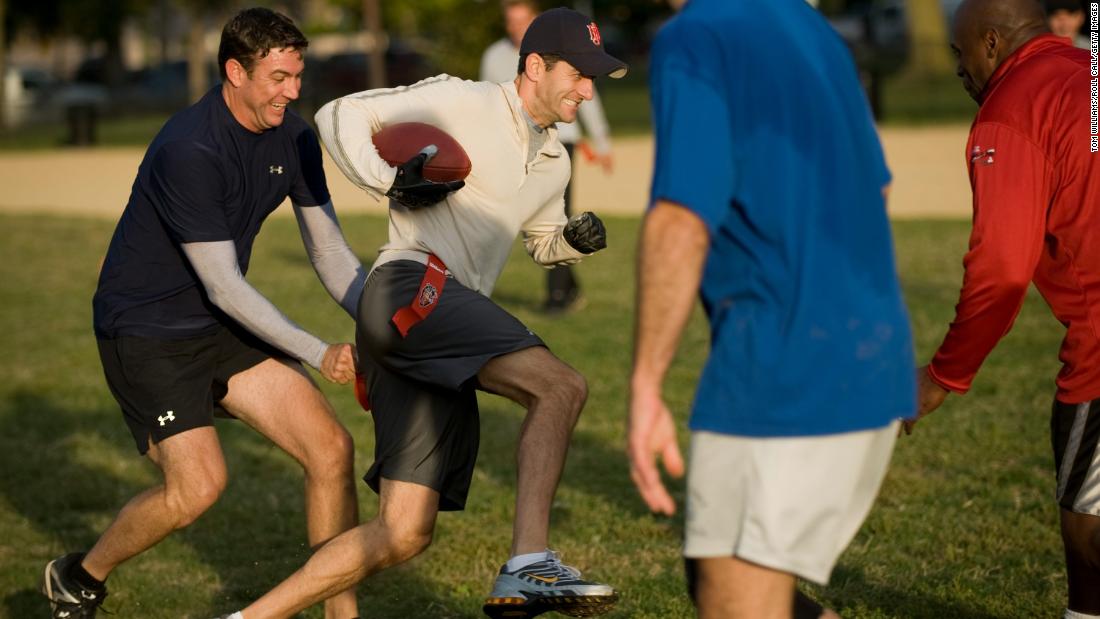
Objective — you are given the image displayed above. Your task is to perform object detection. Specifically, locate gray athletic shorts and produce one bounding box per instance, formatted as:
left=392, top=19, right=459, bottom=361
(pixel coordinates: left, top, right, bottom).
left=355, top=259, right=544, bottom=511
left=1052, top=398, right=1100, bottom=516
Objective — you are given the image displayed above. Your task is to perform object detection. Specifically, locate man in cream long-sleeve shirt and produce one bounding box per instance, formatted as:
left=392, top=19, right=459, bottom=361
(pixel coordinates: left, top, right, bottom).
left=480, top=0, right=616, bottom=312
left=319, top=72, right=587, bottom=295
left=216, top=8, right=628, bottom=619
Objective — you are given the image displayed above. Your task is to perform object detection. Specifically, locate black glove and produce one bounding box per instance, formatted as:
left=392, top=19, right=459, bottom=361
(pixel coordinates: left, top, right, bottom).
left=563, top=211, right=607, bottom=254
left=385, top=145, right=465, bottom=209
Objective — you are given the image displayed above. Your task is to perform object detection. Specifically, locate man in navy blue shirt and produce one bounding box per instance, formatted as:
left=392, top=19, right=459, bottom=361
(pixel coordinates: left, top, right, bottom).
left=629, top=0, right=915, bottom=616
left=40, top=8, right=365, bottom=618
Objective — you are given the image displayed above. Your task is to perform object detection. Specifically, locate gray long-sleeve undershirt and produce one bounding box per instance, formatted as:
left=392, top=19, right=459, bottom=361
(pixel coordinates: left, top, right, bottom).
left=181, top=201, right=367, bottom=370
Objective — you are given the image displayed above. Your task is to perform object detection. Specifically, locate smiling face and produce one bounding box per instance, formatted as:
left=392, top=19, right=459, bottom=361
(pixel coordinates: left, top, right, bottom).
left=525, top=56, right=594, bottom=126
left=223, top=46, right=304, bottom=133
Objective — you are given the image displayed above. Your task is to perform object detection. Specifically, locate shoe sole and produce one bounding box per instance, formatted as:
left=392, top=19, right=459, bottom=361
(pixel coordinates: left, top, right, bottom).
left=482, top=592, right=619, bottom=618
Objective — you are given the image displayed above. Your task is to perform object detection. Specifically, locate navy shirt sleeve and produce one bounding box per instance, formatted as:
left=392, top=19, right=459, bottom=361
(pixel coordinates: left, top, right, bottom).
left=289, top=126, right=331, bottom=207
left=648, top=25, right=737, bottom=235
left=149, top=140, right=232, bottom=243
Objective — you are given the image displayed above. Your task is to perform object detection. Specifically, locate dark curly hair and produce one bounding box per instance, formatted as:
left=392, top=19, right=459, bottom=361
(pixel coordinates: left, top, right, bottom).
left=218, top=8, right=309, bottom=80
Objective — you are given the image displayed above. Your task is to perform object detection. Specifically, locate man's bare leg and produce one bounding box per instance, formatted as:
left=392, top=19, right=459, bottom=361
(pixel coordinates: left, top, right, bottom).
left=220, top=358, right=360, bottom=618
left=1061, top=508, right=1100, bottom=614
left=239, top=479, right=439, bottom=619
left=694, top=556, right=794, bottom=619
left=476, top=346, right=587, bottom=555
left=81, top=427, right=227, bottom=580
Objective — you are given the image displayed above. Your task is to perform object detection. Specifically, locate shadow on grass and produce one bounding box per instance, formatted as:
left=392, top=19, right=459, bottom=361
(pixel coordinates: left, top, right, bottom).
left=476, top=404, right=670, bottom=522
left=0, top=389, right=146, bottom=617
left=820, top=564, right=1006, bottom=619
left=0, top=389, right=471, bottom=617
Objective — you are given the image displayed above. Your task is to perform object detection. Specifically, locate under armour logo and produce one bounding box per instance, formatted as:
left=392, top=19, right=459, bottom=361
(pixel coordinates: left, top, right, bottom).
left=970, top=145, right=995, bottom=166
left=158, top=411, right=175, bottom=426
left=270, top=165, right=284, bottom=174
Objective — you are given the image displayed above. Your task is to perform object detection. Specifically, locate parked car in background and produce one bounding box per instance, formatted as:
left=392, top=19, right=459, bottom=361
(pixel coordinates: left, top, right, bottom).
left=298, top=40, right=437, bottom=119
left=2, top=66, right=59, bottom=127
left=72, top=56, right=218, bottom=116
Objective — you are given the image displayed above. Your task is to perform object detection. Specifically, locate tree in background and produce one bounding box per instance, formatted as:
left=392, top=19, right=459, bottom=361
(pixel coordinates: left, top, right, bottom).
left=1, top=0, right=7, bottom=129
left=178, top=0, right=223, bottom=104
left=906, top=0, right=953, bottom=76
left=380, top=0, right=500, bottom=79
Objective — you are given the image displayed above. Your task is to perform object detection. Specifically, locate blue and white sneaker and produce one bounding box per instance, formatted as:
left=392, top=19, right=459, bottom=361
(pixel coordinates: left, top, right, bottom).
left=482, top=550, right=618, bottom=618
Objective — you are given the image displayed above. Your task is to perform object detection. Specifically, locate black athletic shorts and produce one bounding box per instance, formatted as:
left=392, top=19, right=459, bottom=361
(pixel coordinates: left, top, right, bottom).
left=356, top=259, right=545, bottom=511
left=1052, top=398, right=1100, bottom=515
left=97, top=324, right=282, bottom=454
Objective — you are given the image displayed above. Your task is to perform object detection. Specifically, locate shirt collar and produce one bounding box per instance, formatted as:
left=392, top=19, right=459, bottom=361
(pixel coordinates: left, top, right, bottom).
left=979, top=34, right=1070, bottom=104
left=500, top=80, right=560, bottom=154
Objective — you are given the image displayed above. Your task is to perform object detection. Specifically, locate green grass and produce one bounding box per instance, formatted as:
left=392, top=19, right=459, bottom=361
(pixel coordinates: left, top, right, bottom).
left=879, top=71, right=978, bottom=125
left=0, top=114, right=171, bottom=150
left=0, top=214, right=1067, bottom=617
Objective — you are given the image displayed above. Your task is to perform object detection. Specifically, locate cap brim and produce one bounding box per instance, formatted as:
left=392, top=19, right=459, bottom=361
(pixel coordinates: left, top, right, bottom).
left=564, top=51, right=629, bottom=79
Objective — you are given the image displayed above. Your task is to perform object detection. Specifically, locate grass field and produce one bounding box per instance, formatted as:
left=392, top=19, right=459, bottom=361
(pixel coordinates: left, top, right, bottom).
left=0, top=67, right=975, bottom=151
left=0, top=213, right=1068, bottom=618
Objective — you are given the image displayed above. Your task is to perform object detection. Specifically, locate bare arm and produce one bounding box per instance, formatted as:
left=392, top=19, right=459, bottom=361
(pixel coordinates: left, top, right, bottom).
left=628, top=200, right=708, bottom=515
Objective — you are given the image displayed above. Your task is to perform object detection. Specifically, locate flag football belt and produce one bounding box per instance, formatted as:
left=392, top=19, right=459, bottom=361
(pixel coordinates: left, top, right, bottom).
left=354, top=253, right=449, bottom=412
left=391, top=253, right=448, bottom=338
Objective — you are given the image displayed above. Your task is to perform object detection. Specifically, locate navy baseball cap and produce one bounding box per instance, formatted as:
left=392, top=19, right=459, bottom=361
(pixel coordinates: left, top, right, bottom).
left=520, top=7, right=628, bottom=79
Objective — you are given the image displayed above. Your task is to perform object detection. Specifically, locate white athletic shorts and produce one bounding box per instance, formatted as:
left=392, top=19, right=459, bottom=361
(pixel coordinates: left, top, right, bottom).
left=684, top=421, right=899, bottom=585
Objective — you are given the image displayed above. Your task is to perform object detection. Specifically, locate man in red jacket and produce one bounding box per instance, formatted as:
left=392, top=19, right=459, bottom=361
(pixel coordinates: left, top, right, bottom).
left=908, top=0, right=1100, bottom=616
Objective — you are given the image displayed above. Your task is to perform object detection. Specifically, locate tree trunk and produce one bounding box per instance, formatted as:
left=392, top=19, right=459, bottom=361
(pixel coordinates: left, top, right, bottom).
left=187, top=10, right=207, bottom=103
left=0, top=0, right=7, bottom=130
left=907, top=0, right=954, bottom=76
left=363, top=0, right=387, bottom=89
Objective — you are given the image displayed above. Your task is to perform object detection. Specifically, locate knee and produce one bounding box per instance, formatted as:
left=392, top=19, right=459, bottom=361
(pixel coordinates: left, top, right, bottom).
left=551, top=368, right=587, bottom=417
left=384, top=523, right=433, bottom=566
left=1063, top=512, right=1100, bottom=570
left=302, top=421, right=355, bottom=480
left=1080, top=532, right=1100, bottom=570
left=165, top=468, right=226, bottom=528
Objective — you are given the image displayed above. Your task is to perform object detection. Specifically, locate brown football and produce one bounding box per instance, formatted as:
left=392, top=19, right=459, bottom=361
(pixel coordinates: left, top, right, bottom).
left=371, top=122, right=472, bottom=182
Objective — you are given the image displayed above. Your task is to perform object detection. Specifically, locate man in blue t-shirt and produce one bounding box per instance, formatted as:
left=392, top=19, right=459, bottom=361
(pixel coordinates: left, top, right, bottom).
left=40, top=9, right=365, bottom=619
left=629, top=0, right=916, bottom=616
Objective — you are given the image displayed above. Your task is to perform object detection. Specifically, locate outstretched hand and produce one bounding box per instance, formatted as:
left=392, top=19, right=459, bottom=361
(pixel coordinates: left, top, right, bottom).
left=627, top=387, right=685, bottom=515
left=385, top=145, right=465, bottom=209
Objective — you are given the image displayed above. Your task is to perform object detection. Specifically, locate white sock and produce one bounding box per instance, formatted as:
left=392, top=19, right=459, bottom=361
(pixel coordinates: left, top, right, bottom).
left=227, top=612, right=245, bottom=619
left=1064, top=610, right=1100, bottom=619
left=505, top=550, right=550, bottom=573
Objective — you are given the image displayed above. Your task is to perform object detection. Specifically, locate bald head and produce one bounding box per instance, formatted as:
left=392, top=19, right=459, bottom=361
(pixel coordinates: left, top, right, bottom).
left=950, top=0, right=1049, bottom=102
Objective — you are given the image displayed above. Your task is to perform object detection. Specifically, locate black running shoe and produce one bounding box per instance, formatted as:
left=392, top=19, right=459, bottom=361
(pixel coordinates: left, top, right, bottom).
left=483, top=550, right=618, bottom=618
left=41, top=553, right=107, bottom=619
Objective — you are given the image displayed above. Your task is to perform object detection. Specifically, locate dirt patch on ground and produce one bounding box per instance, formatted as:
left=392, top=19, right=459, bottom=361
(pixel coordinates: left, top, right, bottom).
left=0, top=124, right=972, bottom=220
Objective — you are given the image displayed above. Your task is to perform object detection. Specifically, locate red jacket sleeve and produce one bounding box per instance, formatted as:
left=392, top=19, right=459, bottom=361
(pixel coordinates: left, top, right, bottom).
left=928, top=122, right=1053, bottom=393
